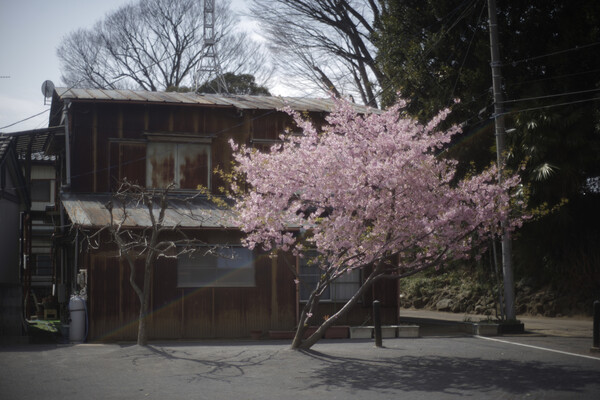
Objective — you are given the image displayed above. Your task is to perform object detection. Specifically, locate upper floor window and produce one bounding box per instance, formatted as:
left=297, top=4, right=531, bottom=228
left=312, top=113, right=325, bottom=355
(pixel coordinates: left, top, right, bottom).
left=146, top=141, right=211, bottom=190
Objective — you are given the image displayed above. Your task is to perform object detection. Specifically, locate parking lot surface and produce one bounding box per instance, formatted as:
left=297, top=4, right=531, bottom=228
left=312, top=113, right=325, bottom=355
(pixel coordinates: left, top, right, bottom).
left=2, top=332, right=599, bottom=400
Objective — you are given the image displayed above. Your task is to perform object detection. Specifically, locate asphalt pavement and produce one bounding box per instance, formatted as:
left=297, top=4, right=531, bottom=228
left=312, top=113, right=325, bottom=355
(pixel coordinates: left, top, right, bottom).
left=1, top=310, right=598, bottom=400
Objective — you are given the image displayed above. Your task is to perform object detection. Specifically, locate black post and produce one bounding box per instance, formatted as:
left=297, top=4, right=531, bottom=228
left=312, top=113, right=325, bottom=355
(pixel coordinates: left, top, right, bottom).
left=593, top=301, right=600, bottom=349
left=373, top=300, right=382, bottom=348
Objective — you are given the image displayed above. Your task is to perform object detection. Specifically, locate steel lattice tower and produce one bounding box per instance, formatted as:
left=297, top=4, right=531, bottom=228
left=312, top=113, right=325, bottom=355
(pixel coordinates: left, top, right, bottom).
left=195, top=0, right=228, bottom=93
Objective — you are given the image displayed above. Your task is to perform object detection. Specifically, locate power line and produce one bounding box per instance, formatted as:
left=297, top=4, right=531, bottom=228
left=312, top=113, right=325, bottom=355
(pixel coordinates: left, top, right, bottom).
left=0, top=109, right=50, bottom=131
left=497, top=96, right=600, bottom=117
left=505, top=67, right=600, bottom=88
left=505, top=41, right=600, bottom=67
left=449, top=0, right=487, bottom=103
left=501, top=88, right=600, bottom=104
left=2, top=46, right=190, bottom=132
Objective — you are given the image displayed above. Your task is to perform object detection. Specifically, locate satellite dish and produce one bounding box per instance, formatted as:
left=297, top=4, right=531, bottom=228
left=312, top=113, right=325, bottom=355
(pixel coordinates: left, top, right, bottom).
left=41, top=80, right=55, bottom=98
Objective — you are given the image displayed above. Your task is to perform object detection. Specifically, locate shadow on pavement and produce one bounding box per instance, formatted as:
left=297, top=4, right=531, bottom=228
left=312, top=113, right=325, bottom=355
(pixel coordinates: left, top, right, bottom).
left=111, top=343, right=279, bottom=383
left=298, top=349, right=600, bottom=395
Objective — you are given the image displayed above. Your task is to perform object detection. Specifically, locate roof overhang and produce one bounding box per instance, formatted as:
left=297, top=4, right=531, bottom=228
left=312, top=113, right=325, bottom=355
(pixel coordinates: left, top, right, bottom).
left=61, top=192, right=238, bottom=229
left=0, top=126, right=64, bottom=160
left=53, top=87, right=379, bottom=114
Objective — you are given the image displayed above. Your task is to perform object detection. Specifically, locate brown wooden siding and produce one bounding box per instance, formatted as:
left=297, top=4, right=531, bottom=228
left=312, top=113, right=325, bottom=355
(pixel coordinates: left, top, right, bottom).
left=95, top=104, right=118, bottom=192
left=108, top=141, right=147, bottom=189
left=67, top=99, right=398, bottom=341
left=252, top=111, right=294, bottom=140
left=122, top=105, right=146, bottom=140
left=87, top=246, right=396, bottom=342
left=69, top=103, right=272, bottom=194
left=71, top=104, right=94, bottom=192
left=87, top=247, right=299, bottom=341
left=172, top=107, right=199, bottom=133
left=148, top=105, right=171, bottom=132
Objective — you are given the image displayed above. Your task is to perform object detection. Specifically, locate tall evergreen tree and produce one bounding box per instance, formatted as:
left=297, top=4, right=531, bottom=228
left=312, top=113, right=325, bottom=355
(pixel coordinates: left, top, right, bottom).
left=374, top=0, right=600, bottom=291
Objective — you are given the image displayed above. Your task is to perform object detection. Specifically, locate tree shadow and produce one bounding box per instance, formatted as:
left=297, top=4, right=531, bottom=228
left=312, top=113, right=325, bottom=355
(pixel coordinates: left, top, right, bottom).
left=298, top=349, right=600, bottom=395
left=117, top=343, right=277, bottom=383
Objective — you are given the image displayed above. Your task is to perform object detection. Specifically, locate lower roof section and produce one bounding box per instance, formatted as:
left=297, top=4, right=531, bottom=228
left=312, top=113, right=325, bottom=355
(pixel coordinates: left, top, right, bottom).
left=60, top=192, right=237, bottom=229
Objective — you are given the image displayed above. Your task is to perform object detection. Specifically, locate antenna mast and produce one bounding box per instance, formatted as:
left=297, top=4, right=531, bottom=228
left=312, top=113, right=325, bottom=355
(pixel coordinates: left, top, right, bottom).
left=195, top=0, right=228, bottom=93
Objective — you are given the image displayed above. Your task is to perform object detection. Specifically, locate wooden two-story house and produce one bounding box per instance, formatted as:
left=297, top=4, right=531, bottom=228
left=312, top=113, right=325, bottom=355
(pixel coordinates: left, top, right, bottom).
left=47, top=87, right=399, bottom=342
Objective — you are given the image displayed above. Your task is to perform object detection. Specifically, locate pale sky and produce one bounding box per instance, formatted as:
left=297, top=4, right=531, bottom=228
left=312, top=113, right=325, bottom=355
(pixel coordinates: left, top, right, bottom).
left=0, top=0, right=264, bottom=133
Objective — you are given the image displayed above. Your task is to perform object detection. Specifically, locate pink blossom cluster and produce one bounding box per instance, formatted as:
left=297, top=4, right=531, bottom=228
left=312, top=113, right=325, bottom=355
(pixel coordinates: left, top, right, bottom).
left=232, top=98, right=526, bottom=278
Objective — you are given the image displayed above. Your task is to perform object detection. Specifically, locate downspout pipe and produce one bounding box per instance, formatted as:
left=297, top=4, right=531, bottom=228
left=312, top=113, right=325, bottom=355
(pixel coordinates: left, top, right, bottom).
left=62, top=100, right=71, bottom=189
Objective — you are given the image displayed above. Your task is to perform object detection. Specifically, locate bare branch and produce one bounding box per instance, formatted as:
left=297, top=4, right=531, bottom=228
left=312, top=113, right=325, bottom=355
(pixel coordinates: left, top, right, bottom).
left=58, top=0, right=273, bottom=91
left=251, top=0, right=384, bottom=106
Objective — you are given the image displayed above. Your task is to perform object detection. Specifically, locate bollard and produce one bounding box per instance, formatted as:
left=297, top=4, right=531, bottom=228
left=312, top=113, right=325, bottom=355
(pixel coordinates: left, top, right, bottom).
left=373, top=300, right=382, bottom=348
left=593, top=301, right=600, bottom=349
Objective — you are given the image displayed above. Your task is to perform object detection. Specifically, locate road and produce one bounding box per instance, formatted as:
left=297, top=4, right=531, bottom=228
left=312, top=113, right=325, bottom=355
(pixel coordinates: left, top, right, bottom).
left=1, top=333, right=599, bottom=400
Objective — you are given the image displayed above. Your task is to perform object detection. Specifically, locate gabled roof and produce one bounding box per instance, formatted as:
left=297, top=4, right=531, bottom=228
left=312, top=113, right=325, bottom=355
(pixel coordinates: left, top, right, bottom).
left=53, top=87, right=377, bottom=114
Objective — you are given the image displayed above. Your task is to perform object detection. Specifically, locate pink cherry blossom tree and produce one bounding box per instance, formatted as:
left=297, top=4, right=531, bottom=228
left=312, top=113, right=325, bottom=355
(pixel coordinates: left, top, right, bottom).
left=231, top=98, right=526, bottom=350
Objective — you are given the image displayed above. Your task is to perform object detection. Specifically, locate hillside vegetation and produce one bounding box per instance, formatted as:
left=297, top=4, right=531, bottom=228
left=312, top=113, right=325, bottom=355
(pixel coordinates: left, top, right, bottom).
left=398, top=262, right=596, bottom=318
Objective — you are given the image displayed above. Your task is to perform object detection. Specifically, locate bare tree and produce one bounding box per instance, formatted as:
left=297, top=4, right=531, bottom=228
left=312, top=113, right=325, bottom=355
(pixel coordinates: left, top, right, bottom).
left=83, top=180, right=220, bottom=346
left=250, top=0, right=385, bottom=107
left=58, top=0, right=273, bottom=91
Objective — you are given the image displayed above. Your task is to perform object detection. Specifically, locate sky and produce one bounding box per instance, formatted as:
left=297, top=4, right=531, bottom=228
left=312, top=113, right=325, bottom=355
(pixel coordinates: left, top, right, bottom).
left=0, top=0, right=260, bottom=133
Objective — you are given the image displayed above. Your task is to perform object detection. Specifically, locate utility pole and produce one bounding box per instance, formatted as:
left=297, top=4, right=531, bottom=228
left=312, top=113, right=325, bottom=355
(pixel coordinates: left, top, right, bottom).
left=487, top=0, right=515, bottom=320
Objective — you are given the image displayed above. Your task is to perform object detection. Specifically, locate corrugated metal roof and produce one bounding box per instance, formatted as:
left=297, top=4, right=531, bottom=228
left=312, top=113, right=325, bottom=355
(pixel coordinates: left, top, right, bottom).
left=0, top=126, right=63, bottom=161
left=0, top=135, right=13, bottom=164
left=61, top=192, right=237, bottom=229
left=54, top=87, right=377, bottom=114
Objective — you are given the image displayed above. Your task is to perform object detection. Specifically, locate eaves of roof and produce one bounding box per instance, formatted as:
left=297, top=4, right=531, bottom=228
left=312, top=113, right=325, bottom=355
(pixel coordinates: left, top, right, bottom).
left=54, top=87, right=378, bottom=114
left=61, top=192, right=238, bottom=229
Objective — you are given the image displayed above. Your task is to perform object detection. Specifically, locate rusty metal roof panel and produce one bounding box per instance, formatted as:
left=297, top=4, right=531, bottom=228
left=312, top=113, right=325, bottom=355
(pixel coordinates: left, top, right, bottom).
left=141, top=90, right=173, bottom=103
left=219, top=95, right=259, bottom=109
left=0, top=126, right=63, bottom=160
left=102, top=89, right=134, bottom=101
left=286, top=97, right=330, bottom=112
left=61, top=192, right=237, bottom=229
left=69, top=88, right=107, bottom=100
left=54, top=87, right=379, bottom=114
left=165, top=91, right=202, bottom=104
left=184, top=93, right=217, bottom=105
left=85, top=88, right=114, bottom=100
left=195, top=93, right=238, bottom=107
left=245, top=96, right=288, bottom=110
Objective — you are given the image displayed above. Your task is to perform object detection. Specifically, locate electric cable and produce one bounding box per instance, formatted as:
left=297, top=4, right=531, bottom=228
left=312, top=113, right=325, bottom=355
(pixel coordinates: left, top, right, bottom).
left=501, top=88, right=600, bottom=104
left=497, top=96, right=600, bottom=117
left=505, top=41, right=600, bottom=67
left=505, top=67, right=600, bottom=89
left=0, top=109, right=50, bottom=131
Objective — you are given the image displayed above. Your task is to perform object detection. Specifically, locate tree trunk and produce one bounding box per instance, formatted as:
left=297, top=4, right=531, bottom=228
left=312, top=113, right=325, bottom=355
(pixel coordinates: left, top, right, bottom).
left=137, top=255, right=154, bottom=346
left=291, top=263, right=384, bottom=350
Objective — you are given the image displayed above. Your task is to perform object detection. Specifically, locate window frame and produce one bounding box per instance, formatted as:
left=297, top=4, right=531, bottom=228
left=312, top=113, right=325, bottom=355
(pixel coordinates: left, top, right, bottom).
left=177, top=245, right=256, bottom=288
left=298, top=250, right=361, bottom=302
left=145, top=133, right=212, bottom=190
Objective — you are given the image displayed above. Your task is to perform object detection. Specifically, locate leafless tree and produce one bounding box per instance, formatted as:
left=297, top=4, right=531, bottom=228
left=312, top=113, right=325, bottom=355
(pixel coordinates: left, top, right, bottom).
left=58, top=0, right=273, bottom=91
left=250, top=0, right=385, bottom=107
left=82, top=180, right=221, bottom=346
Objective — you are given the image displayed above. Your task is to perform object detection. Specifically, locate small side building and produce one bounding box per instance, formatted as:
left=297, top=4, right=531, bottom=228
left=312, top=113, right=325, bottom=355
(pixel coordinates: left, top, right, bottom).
left=0, top=127, right=61, bottom=341
left=0, top=134, right=28, bottom=339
